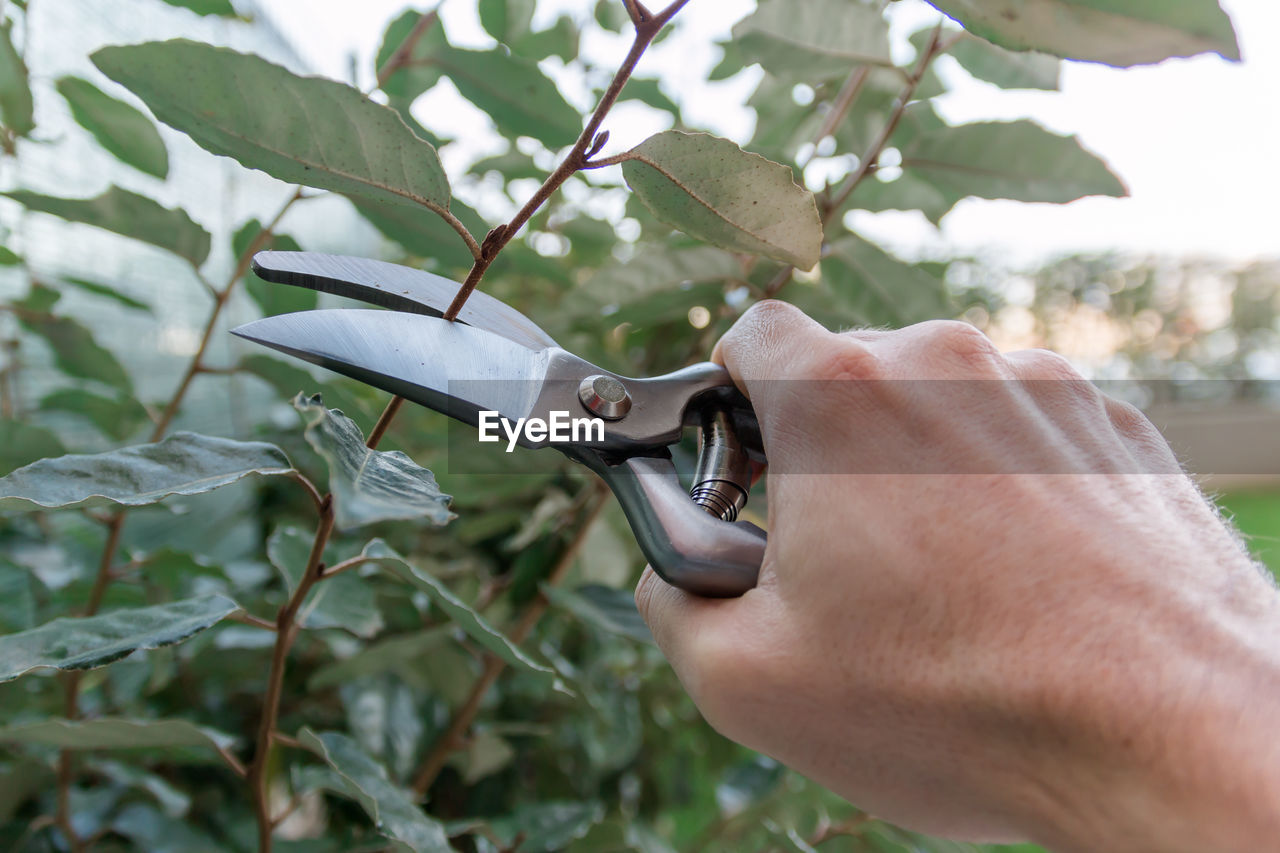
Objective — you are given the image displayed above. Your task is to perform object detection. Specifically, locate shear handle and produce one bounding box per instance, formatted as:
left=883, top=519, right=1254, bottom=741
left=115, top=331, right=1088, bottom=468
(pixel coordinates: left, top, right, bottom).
left=574, top=451, right=765, bottom=597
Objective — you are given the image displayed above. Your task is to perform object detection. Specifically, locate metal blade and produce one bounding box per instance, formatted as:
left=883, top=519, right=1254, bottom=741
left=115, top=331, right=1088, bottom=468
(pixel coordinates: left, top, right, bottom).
left=251, top=251, right=559, bottom=352
left=231, top=309, right=552, bottom=425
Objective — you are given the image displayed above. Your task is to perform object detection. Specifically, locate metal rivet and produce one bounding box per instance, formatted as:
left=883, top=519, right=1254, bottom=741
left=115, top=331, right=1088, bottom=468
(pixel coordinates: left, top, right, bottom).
left=578, top=374, right=631, bottom=420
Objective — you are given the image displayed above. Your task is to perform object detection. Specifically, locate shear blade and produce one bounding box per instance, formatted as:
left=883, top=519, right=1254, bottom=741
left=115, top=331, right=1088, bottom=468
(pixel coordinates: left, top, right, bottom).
left=251, top=251, right=559, bottom=352
left=232, top=309, right=552, bottom=425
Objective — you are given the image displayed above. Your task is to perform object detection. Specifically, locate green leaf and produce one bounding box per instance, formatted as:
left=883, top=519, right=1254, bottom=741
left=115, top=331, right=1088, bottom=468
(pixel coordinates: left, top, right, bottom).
left=0, top=21, right=34, bottom=137
left=308, top=627, right=452, bottom=691
left=924, top=0, right=1239, bottom=66
left=0, top=718, right=236, bottom=751
left=854, top=110, right=1126, bottom=223
left=293, top=393, right=453, bottom=530
left=594, top=0, right=629, bottom=33
left=0, top=594, right=240, bottom=683
left=61, top=275, right=152, bottom=312
left=943, top=32, right=1060, bottom=90
left=0, top=431, right=293, bottom=511
left=818, top=234, right=953, bottom=327
left=515, top=16, right=579, bottom=64
left=439, top=46, right=582, bottom=149
left=448, top=729, right=514, bottom=785
left=56, top=76, right=170, bottom=179
left=268, top=525, right=384, bottom=638
left=158, top=0, right=238, bottom=17
left=90, top=760, right=190, bottom=818
left=2, top=186, right=210, bottom=267
left=487, top=801, right=605, bottom=851
left=350, top=195, right=485, bottom=272
left=17, top=312, right=133, bottom=392
left=299, top=728, right=454, bottom=853
left=111, top=803, right=225, bottom=853
left=544, top=584, right=655, bottom=645
left=0, top=245, right=20, bottom=265
left=479, top=0, right=534, bottom=45
left=39, top=389, right=149, bottom=441
left=0, top=558, right=37, bottom=631
left=92, top=40, right=453, bottom=217
left=620, top=131, right=822, bottom=270
left=359, top=539, right=556, bottom=682
left=0, top=419, right=67, bottom=475
left=732, top=0, right=892, bottom=78
left=620, top=77, right=680, bottom=117
left=341, top=675, right=423, bottom=782
left=234, top=220, right=315, bottom=316
left=376, top=10, right=447, bottom=100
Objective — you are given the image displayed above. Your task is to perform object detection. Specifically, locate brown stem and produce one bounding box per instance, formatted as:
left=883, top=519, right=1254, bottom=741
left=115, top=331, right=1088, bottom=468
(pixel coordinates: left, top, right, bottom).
left=410, top=482, right=611, bottom=795
left=763, top=24, right=946, bottom=300
left=249, top=494, right=335, bottom=853
left=441, top=0, right=691, bottom=321
left=800, top=65, right=872, bottom=169
left=375, top=9, right=438, bottom=89
left=365, top=395, right=405, bottom=448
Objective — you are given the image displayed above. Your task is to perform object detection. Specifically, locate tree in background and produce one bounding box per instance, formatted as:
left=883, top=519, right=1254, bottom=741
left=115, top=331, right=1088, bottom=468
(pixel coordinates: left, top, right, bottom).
left=0, top=0, right=1247, bottom=850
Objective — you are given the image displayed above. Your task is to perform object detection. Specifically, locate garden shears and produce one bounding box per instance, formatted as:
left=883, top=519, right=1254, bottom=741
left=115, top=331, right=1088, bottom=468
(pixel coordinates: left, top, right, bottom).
left=231, top=252, right=765, bottom=597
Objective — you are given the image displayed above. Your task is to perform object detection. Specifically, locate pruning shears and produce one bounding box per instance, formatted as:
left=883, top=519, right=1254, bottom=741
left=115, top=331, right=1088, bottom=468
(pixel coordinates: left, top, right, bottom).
left=231, top=252, right=765, bottom=597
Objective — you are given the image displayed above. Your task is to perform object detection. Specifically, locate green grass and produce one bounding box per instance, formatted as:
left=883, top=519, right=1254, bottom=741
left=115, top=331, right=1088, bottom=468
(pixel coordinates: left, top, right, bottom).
left=1216, top=490, right=1280, bottom=580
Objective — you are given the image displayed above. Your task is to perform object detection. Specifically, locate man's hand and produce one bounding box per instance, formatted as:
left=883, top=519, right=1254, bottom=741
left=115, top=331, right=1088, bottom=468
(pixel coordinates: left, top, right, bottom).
left=635, top=302, right=1280, bottom=852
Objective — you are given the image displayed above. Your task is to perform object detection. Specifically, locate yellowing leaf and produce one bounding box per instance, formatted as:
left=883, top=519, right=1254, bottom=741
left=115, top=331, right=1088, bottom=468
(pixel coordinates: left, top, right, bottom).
left=620, top=131, right=822, bottom=270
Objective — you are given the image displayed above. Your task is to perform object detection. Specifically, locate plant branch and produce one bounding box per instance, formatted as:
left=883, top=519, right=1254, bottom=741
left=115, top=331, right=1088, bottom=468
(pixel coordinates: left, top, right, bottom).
left=152, top=186, right=305, bottom=440
left=799, top=65, right=872, bottom=170
left=365, top=395, right=405, bottom=448
left=249, top=493, right=335, bottom=853
left=441, top=0, right=691, bottom=321
left=763, top=24, right=946, bottom=300
left=410, top=481, right=611, bottom=796
left=374, top=9, right=438, bottom=89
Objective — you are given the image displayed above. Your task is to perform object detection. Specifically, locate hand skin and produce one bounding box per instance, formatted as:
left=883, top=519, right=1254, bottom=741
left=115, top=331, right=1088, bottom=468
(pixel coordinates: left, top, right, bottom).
left=635, top=302, right=1280, bottom=852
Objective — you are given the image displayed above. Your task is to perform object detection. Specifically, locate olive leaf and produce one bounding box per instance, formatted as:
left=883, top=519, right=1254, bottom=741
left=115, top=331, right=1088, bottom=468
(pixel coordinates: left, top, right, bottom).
left=916, top=29, right=1060, bottom=90
left=56, top=76, right=170, bottom=179
left=0, top=718, right=236, bottom=752
left=92, top=40, right=454, bottom=218
left=358, top=539, right=558, bottom=683
left=853, top=107, right=1126, bottom=223
left=618, top=131, right=822, bottom=270
left=925, top=0, right=1239, bottom=66
left=268, top=525, right=384, bottom=638
left=16, top=312, right=133, bottom=393
left=293, top=394, right=454, bottom=530
left=39, top=389, right=149, bottom=441
left=0, top=21, right=34, bottom=138
left=299, top=728, right=455, bottom=853
left=159, top=0, right=238, bottom=17
left=0, top=594, right=240, bottom=683
left=2, top=186, right=210, bottom=268
left=0, top=432, right=293, bottom=511
left=732, top=0, right=893, bottom=78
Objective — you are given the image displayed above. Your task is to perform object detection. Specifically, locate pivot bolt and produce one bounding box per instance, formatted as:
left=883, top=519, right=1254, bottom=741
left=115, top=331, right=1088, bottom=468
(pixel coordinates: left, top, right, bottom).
left=578, top=374, right=631, bottom=420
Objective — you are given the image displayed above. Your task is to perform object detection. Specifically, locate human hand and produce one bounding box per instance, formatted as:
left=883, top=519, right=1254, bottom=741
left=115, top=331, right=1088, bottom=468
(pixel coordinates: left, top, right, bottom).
left=635, top=302, right=1280, bottom=851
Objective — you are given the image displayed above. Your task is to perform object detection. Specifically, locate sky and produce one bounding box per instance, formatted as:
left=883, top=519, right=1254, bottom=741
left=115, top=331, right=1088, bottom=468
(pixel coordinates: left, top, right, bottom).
left=256, top=0, right=1278, bottom=266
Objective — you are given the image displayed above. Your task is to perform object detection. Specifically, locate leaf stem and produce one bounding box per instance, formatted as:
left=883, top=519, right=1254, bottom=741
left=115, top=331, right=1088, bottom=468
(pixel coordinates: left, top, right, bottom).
left=440, top=0, right=691, bottom=321
left=365, top=395, right=405, bottom=448
left=410, top=481, right=611, bottom=796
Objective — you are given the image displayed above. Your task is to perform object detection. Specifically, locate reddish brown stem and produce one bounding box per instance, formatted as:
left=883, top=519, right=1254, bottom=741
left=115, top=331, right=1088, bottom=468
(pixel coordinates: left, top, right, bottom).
left=441, top=0, right=691, bottom=321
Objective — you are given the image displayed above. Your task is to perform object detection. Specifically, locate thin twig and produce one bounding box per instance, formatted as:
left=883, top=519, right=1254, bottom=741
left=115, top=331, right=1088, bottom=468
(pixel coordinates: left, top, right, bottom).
left=366, top=395, right=405, bottom=448
left=410, top=481, right=611, bottom=795
left=249, top=494, right=335, bottom=853
left=763, top=23, right=947, bottom=300
left=228, top=611, right=278, bottom=631
left=374, top=9, right=438, bottom=89
left=318, top=555, right=373, bottom=580
left=152, top=185, right=305, bottom=440
left=800, top=65, right=872, bottom=170
left=285, top=470, right=326, bottom=514
left=441, top=0, right=692, bottom=321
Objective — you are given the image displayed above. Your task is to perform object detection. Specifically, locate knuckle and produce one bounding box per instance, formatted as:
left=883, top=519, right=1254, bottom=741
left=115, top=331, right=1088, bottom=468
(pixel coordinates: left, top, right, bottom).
left=802, top=337, right=881, bottom=383
left=1018, top=349, right=1084, bottom=382
left=916, top=320, right=1005, bottom=372
left=1105, top=397, right=1158, bottom=438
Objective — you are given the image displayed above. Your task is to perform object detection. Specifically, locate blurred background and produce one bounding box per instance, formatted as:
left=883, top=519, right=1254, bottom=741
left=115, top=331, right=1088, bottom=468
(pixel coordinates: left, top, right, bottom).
left=0, top=0, right=1276, bottom=849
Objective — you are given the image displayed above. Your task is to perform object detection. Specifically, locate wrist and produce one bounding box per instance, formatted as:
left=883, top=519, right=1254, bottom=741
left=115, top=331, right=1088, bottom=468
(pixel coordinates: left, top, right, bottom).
left=1022, top=572, right=1280, bottom=852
